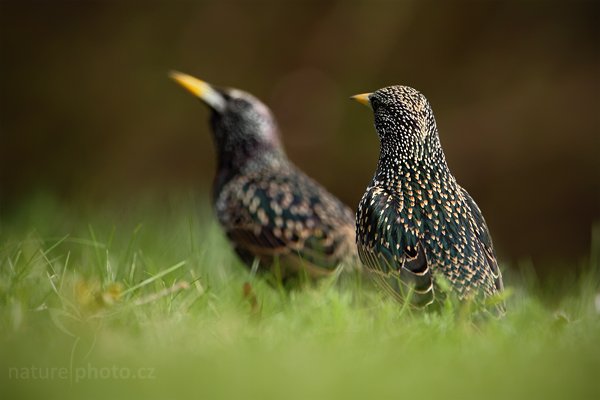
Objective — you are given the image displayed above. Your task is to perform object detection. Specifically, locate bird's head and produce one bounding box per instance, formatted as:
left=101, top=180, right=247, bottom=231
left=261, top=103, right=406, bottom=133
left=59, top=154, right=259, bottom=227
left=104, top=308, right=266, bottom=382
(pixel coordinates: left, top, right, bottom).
left=170, top=71, right=283, bottom=166
left=352, top=85, right=444, bottom=163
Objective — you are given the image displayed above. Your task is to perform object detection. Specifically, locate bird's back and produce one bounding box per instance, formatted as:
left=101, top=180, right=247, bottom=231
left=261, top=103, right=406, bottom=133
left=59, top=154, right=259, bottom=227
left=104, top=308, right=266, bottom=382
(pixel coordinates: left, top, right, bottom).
left=215, top=158, right=356, bottom=278
left=356, top=173, right=502, bottom=304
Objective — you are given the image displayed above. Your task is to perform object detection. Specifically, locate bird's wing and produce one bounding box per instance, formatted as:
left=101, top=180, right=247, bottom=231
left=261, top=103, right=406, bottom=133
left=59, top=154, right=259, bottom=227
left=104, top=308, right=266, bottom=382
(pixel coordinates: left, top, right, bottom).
left=217, top=170, right=355, bottom=274
left=458, top=187, right=504, bottom=293
left=357, top=187, right=434, bottom=305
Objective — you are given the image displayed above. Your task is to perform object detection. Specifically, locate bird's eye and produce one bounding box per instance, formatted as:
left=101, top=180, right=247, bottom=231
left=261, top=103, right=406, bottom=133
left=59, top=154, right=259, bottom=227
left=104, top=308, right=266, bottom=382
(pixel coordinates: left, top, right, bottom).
left=228, top=97, right=244, bottom=107
left=370, top=97, right=382, bottom=110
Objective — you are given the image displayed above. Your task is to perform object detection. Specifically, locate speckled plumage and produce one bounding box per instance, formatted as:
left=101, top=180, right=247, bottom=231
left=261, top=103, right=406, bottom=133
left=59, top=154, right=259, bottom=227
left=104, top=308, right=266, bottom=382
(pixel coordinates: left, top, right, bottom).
left=353, top=86, right=503, bottom=305
left=171, top=73, right=355, bottom=279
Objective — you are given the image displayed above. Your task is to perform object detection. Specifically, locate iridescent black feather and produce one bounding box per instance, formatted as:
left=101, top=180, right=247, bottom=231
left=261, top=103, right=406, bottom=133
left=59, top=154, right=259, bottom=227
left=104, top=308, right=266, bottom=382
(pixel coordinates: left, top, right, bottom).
left=354, top=86, right=503, bottom=305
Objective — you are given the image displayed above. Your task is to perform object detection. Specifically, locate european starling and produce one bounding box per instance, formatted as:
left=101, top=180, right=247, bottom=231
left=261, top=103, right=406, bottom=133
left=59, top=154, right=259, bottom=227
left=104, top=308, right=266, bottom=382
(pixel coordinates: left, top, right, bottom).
left=351, top=86, right=503, bottom=306
left=170, top=71, right=356, bottom=280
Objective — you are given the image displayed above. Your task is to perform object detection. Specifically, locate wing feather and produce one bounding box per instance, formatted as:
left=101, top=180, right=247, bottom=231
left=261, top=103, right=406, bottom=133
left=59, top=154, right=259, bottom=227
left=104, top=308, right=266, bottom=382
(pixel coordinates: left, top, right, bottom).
left=216, top=167, right=356, bottom=276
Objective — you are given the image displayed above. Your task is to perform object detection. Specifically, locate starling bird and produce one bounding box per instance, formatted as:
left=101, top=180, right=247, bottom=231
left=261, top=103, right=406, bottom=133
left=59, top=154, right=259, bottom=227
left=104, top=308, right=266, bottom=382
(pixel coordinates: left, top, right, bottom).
left=170, top=71, right=356, bottom=280
left=351, top=86, right=503, bottom=306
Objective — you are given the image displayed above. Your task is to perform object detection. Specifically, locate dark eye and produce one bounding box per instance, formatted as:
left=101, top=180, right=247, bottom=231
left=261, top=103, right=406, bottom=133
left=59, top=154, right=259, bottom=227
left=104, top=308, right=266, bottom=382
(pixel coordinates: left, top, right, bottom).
left=370, top=97, right=382, bottom=110
left=232, top=98, right=251, bottom=110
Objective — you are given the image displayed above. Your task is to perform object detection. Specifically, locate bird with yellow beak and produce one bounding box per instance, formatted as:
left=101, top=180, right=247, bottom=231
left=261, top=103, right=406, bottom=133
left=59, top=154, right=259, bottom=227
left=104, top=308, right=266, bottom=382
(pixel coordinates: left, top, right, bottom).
left=351, top=86, right=503, bottom=308
left=170, top=71, right=356, bottom=284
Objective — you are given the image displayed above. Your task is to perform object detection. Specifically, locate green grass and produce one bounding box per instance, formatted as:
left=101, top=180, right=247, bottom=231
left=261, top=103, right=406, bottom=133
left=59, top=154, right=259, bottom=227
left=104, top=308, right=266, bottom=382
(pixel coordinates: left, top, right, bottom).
left=1, top=194, right=599, bottom=400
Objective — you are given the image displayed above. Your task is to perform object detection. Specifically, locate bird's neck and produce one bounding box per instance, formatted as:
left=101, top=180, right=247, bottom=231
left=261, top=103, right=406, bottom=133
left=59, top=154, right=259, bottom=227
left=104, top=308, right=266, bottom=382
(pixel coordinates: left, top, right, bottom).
left=216, top=140, right=285, bottom=172
left=375, top=150, right=450, bottom=189
left=212, top=144, right=286, bottom=200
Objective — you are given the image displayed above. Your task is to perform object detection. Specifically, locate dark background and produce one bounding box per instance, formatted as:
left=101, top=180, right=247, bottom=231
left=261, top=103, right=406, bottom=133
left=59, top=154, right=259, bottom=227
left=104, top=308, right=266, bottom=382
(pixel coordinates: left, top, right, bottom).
left=1, top=0, right=599, bottom=273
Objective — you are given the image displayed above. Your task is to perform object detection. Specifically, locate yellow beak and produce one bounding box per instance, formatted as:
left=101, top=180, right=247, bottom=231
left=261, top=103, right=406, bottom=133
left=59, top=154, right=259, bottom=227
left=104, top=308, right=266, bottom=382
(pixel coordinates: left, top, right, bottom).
left=169, top=71, right=226, bottom=112
left=350, top=93, right=372, bottom=108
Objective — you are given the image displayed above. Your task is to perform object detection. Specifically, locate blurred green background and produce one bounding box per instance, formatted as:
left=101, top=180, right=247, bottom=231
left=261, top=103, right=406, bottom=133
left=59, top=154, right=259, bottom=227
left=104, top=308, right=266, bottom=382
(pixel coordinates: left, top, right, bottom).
left=1, top=0, right=598, bottom=273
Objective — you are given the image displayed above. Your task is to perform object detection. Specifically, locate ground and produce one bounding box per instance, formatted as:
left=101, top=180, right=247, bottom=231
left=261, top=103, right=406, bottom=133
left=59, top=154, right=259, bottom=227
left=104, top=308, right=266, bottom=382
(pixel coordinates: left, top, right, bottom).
left=1, top=194, right=599, bottom=400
